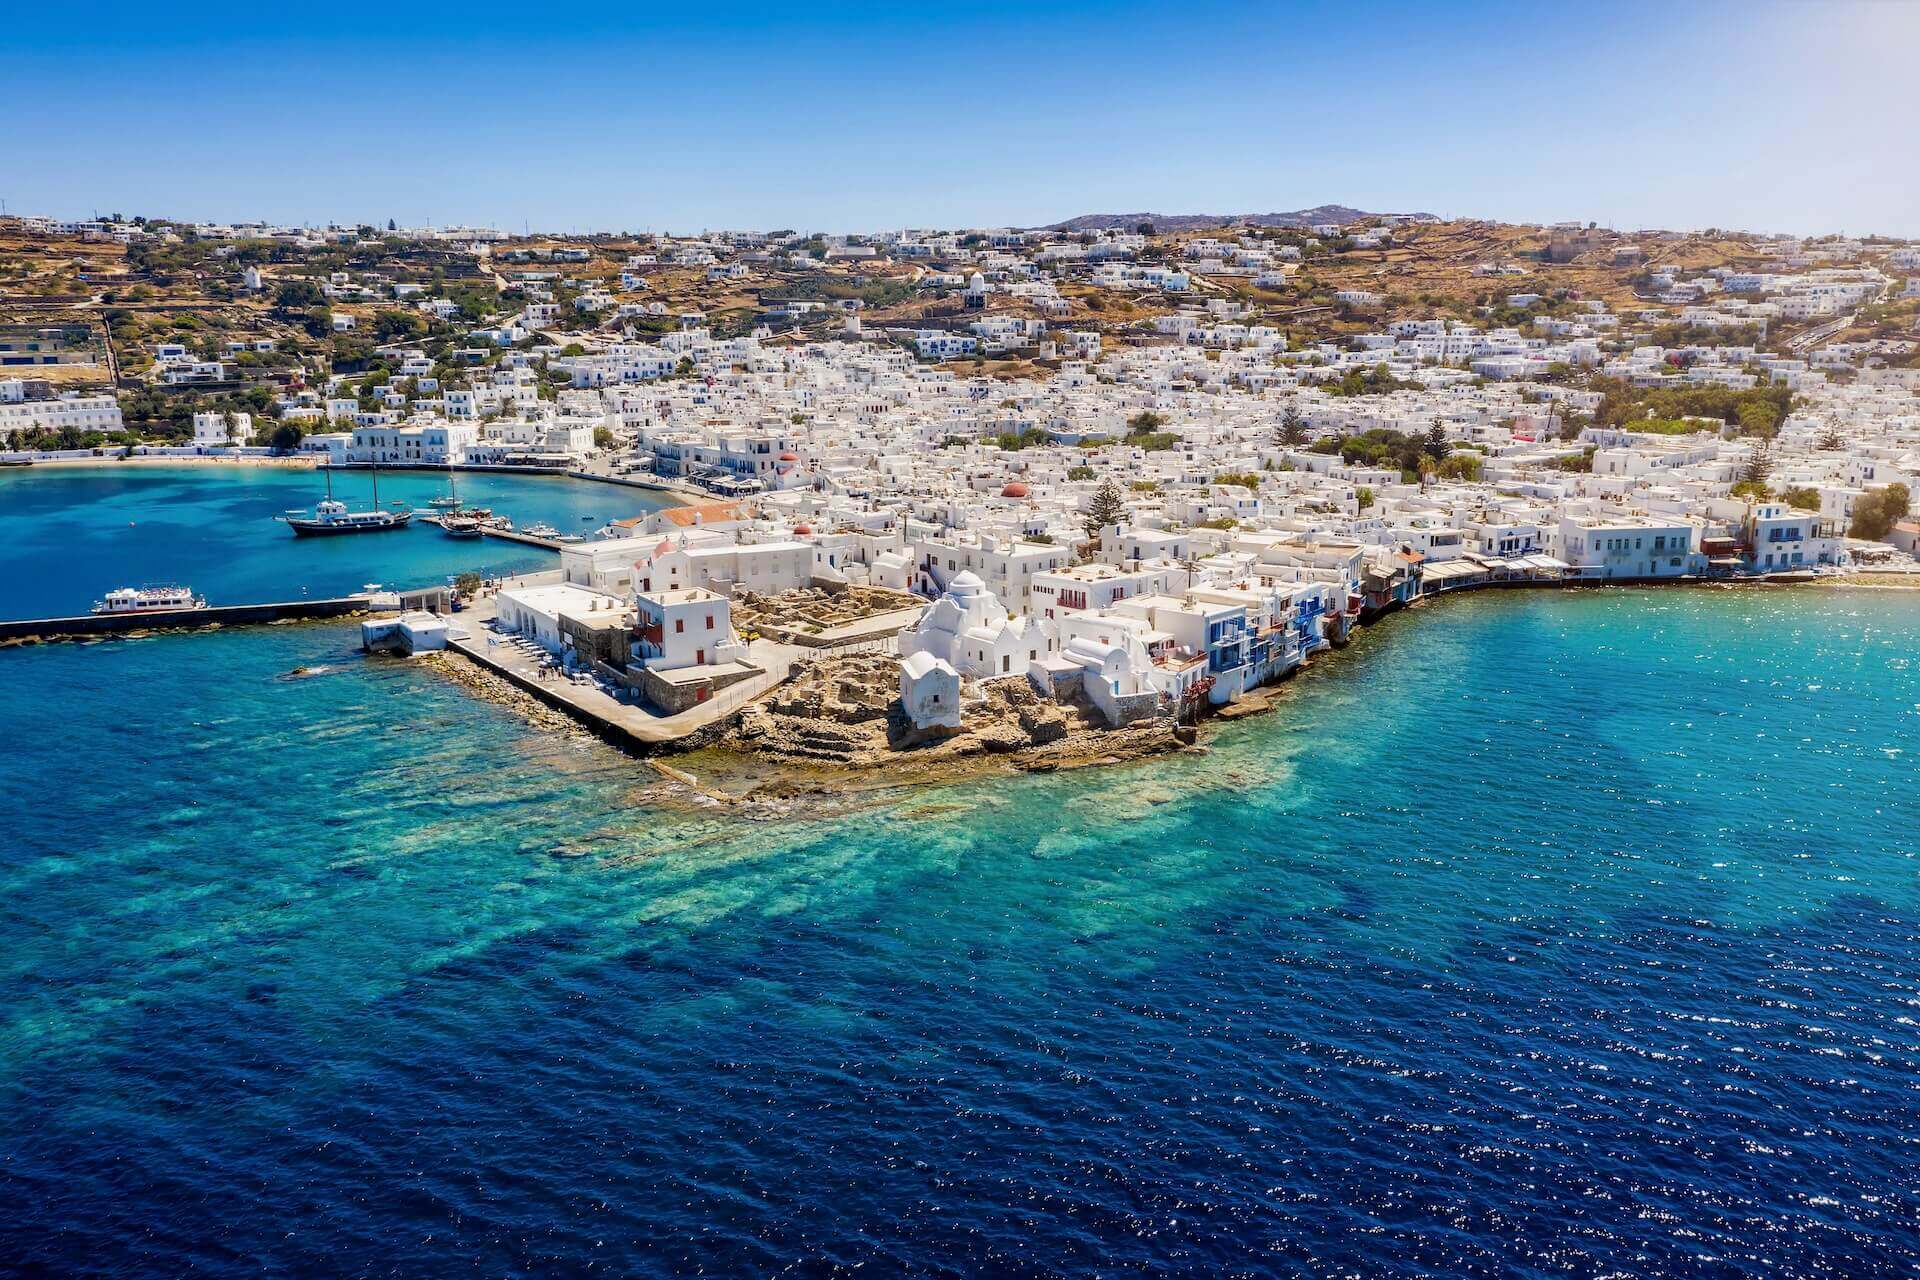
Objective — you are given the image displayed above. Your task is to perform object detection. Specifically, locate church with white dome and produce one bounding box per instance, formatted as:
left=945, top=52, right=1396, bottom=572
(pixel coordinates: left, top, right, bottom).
left=898, top=570, right=1057, bottom=681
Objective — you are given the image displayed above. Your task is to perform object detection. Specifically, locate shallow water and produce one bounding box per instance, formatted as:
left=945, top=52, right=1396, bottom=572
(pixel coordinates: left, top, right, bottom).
left=2, top=534, right=1919, bottom=1272
left=0, top=465, right=674, bottom=618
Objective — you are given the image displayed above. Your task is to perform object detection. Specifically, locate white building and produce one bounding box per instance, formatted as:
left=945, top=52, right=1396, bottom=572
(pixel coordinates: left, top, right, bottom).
left=898, top=571, right=1054, bottom=681
left=899, top=651, right=962, bottom=730
left=192, top=410, right=252, bottom=447
left=495, top=582, right=626, bottom=655
left=0, top=391, right=124, bottom=439
left=633, top=587, right=739, bottom=671
left=1558, top=514, right=1701, bottom=579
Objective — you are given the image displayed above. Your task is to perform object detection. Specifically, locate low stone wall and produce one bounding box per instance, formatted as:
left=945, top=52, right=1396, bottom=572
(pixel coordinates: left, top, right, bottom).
left=634, top=661, right=762, bottom=715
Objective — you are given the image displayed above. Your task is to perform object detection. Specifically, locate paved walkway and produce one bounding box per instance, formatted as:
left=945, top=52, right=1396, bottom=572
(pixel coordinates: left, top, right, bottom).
left=447, top=577, right=802, bottom=747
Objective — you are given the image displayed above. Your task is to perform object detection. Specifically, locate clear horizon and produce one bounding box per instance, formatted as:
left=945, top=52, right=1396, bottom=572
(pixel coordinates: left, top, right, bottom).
left=9, top=0, right=1920, bottom=238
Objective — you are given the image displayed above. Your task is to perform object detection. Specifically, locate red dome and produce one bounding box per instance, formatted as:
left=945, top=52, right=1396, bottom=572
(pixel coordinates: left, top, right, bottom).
left=793, top=523, right=814, bottom=535
left=778, top=451, right=800, bottom=461
left=1001, top=482, right=1030, bottom=499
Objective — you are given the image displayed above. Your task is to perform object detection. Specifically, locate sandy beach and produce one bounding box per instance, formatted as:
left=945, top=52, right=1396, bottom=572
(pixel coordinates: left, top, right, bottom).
left=4, top=453, right=320, bottom=470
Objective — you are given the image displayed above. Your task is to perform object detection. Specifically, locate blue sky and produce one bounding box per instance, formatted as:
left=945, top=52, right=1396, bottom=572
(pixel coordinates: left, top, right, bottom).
left=7, top=0, right=1918, bottom=235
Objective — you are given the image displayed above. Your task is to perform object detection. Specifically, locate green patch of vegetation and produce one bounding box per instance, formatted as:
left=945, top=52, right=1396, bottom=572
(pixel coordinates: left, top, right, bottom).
left=1212, top=472, right=1262, bottom=490
left=1594, top=377, right=1792, bottom=438
left=1627, top=417, right=1720, bottom=436
left=1067, top=465, right=1095, bottom=481
left=1327, top=364, right=1420, bottom=398
left=1849, top=483, right=1910, bottom=540
left=1780, top=486, right=1822, bottom=511
left=994, top=428, right=1051, bottom=451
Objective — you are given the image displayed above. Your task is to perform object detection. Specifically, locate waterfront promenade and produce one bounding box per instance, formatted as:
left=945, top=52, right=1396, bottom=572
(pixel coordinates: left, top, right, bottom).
left=446, top=572, right=804, bottom=748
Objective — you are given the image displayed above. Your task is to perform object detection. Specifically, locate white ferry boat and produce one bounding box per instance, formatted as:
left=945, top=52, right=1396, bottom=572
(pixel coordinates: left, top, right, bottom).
left=93, top=585, right=208, bottom=615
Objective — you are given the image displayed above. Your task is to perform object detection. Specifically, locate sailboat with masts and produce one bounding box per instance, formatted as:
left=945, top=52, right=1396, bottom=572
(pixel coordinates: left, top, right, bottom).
left=278, top=464, right=413, bottom=536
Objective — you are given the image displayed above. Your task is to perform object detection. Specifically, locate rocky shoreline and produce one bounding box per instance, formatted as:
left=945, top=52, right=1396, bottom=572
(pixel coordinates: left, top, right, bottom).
left=419, top=643, right=1211, bottom=810
left=416, top=650, right=597, bottom=741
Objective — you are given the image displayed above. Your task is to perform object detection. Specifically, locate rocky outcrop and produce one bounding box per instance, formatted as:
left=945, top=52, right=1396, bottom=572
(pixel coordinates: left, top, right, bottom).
left=719, top=653, right=1151, bottom=770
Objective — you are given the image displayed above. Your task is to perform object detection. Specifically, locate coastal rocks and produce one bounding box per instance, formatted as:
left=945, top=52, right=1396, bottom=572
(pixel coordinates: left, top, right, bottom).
left=715, top=653, right=1184, bottom=785
left=1015, top=700, right=1069, bottom=745
left=419, top=651, right=592, bottom=740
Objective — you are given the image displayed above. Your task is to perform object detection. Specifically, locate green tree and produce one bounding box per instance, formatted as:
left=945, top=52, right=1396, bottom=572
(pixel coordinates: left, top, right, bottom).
left=1421, top=420, right=1451, bottom=461
left=268, top=420, right=305, bottom=453
left=1736, top=398, right=1781, bottom=438
left=1741, top=438, right=1774, bottom=491
left=373, top=309, right=428, bottom=340
left=1083, top=479, right=1125, bottom=544
left=1848, top=483, right=1911, bottom=540
left=274, top=279, right=326, bottom=310
left=1277, top=404, right=1308, bottom=447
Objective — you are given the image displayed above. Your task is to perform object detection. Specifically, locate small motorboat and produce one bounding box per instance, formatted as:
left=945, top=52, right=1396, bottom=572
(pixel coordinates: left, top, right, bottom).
left=442, top=515, right=484, bottom=539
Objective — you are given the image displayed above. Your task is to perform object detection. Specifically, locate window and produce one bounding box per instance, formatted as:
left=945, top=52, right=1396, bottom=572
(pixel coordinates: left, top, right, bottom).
left=705, top=614, right=714, bottom=630
left=674, top=618, right=684, bottom=633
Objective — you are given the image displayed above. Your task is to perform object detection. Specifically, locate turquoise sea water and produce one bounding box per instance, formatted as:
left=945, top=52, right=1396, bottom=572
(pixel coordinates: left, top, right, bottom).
left=3, top=473, right=1920, bottom=1275
left=0, top=466, right=674, bottom=619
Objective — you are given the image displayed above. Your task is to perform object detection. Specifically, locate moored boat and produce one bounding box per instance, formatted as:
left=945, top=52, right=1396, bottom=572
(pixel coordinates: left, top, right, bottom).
left=279, top=466, right=412, bottom=536
left=282, top=499, right=413, bottom=536
left=93, top=585, right=208, bottom=614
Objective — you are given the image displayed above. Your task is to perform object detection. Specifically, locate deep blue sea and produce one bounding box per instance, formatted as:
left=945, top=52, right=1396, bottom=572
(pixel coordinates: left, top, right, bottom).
left=4, top=473, right=1920, bottom=1277
left=0, top=465, right=674, bottom=619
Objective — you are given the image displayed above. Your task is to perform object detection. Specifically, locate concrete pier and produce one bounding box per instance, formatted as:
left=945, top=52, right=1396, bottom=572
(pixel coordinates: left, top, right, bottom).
left=441, top=583, right=799, bottom=751
left=0, top=596, right=374, bottom=644
left=418, top=513, right=568, bottom=551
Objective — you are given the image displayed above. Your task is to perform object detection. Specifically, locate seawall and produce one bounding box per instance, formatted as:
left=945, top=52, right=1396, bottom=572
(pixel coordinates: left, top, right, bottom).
left=0, top=597, right=374, bottom=644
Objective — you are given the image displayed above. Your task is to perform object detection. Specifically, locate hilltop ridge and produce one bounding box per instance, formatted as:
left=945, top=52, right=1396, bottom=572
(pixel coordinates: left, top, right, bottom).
left=1041, top=205, right=1436, bottom=233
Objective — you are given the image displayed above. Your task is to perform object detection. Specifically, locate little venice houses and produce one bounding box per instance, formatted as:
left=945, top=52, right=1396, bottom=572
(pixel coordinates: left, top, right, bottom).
left=1557, top=514, right=1702, bottom=579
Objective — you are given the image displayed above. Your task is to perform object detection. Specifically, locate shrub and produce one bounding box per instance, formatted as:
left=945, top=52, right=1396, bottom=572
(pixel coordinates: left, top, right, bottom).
left=1848, top=484, right=1911, bottom=540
